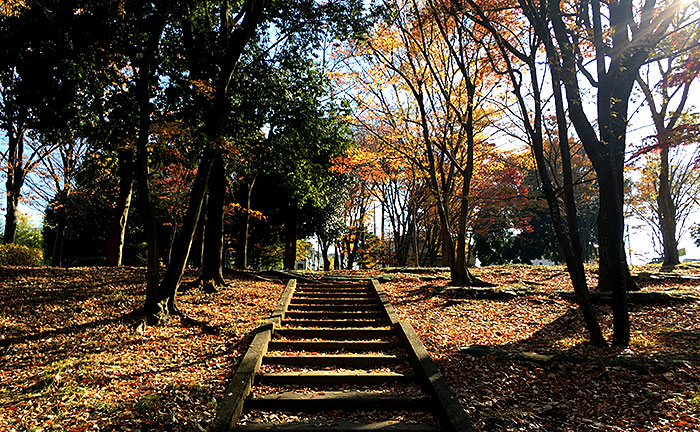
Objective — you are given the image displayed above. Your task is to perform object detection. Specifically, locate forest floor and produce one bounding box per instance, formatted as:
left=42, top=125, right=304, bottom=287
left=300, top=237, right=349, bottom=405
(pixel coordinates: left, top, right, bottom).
left=1, top=264, right=699, bottom=431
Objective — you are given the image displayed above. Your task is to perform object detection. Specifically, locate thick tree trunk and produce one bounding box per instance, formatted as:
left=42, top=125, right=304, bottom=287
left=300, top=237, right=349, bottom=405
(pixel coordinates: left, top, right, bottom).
left=199, top=153, right=226, bottom=288
left=596, top=199, right=638, bottom=292
left=658, top=147, right=679, bottom=269
left=283, top=202, right=298, bottom=270
left=319, top=235, right=331, bottom=271
left=597, top=172, right=630, bottom=346
left=106, top=151, right=135, bottom=266
left=134, top=17, right=166, bottom=310
left=322, top=248, right=330, bottom=271
left=4, top=191, right=20, bottom=245
left=334, top=246, right=341, bottom=269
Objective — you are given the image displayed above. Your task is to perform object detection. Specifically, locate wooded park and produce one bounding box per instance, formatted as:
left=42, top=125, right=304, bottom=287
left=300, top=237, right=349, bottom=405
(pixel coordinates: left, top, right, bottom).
left=1, top=0, right=700, bottom=430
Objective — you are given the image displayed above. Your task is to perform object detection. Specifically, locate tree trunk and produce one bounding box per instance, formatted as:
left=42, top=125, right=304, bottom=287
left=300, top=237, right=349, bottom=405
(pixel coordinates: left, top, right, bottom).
left=597, top=171, right=630, bottom=346
left=134, top=15, right=166, bottom=310
left=106, top=150, right=135, bottom=266
left=189, top=196, right=206, bottom=268
left=239, top=176, right=256, bottom=269
left=199, top=152, right=226, bottom=288
left=51, top=190, right=68, bottom=267
left=151, top=147, right=218, bottom=320
left=4, top=131, right=25, bottom=245
left=283, top=201, right=298, bottom=270
left=658, top=146, right=679, bottom=269
left=320, top=236, right=331, bottom=271
left=147, top=0, right=266, bottom=324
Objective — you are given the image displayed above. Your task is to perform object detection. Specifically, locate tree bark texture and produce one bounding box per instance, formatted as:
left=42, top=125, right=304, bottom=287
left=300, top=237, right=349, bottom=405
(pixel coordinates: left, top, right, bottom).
left=239, top=176, right=256, bottom=269
left=658, top=147, right=679, bottom=268
left=51, top=190, right=68, bottom=266
left=106, top=150, right=135, bottom=266
left=3, top=130, right=25, bottom=244
left=135, top=13, right=167, bottom=312
left=283, top=201, right=298, bottom=270
left=200, top=152, right=226, bottom=286
left=149, top=0, right=266, bottom=322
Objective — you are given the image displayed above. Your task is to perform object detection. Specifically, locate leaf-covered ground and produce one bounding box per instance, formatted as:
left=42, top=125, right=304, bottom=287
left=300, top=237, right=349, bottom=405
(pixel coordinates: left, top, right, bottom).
left=0, top=267, right=282, bottom=432
left=1, top=264, right=699, bottom=431
left=379, top=264, right=700, bottom=431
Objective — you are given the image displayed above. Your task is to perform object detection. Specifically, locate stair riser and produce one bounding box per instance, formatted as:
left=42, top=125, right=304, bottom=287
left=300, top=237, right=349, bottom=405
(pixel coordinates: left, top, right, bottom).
left=285, top=312, right=382, bottom=319
left=263, top=356, right=405, bottom=367
left=255, top=375, right=414, bottom=386
left=245, top=397, right=433, bottom=412
left=282, top=320, right=386, bottom=327
left=287, top=305, right=381, bottom=312
left=267, top=341, right=396, bottom=352
left=293, top=296, right=377, bottom=302
left=294, top=287, right=373, bottom=293
left=289, top=300, right=377, bottom=305
left=275, top=329, right=395, bottom=339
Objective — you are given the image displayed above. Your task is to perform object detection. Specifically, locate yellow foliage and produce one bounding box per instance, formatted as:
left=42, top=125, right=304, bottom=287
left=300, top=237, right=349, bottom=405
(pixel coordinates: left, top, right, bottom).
left=1, top=0, right=26, bottom=16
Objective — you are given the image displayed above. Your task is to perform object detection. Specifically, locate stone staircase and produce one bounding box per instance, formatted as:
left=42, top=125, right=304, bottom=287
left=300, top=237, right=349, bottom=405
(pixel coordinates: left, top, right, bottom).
left=213, top=280, right=472, bottom=431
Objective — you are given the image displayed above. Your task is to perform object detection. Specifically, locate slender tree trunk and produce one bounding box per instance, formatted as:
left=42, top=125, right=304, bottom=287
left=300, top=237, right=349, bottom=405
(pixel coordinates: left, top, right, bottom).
left=190, top=196, right=206, bottom=268
left=154, top=148, right=218, bottom=319
left=4, top=131, right=25, bottom=245
left=658, top=146, right=679, bottom=269
left=412, top=206, right=420, bottom=267
left=239, top=176, right=256, bottom=269
left=106, top=150, right=135, bottom=266
left=543, top=37, right=606, bottom=346
left=149, top=0, right=266, bottom=324
left=135, top=16, right=166, bottom=311
left=283, top=201, right=298, bottom=269
left=51, top=190, right=68, bottom=267
left=453, top=82, right=478, bottom=285
left=199, top=153, right=226, bottom=288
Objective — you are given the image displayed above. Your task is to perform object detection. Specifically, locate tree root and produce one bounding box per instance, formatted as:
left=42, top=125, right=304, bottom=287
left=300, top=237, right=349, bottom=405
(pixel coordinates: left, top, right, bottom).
left=135, top=302, right=219, bottom=335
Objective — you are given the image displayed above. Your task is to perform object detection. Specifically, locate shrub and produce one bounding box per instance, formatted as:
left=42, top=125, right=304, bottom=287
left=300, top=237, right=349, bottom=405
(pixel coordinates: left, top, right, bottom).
left=0, top=243, right=44, bottom=266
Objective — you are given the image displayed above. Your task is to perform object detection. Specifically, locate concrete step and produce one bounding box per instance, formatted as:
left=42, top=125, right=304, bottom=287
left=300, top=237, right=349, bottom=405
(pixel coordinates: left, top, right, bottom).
left=293, top=294, right=377, bottom=301
left=295, top=286, right=371, bottom=292
left=256, top=370, right=415, bottom=386
left=289, top=299, right=377, bottom=305
left=297, top=283, right=365, bottom=288
left=285, top=311, right=383, bottom=319
left=263, top=354, right=406, bottom=367
left=282, top=319, right=386, bottom=328
left=245, top=391, right=434, bottom=412
left=267, top=340, right=396, bottom=352
left=275, top=328, right=395, bottom=340
left=287, top=304, right=382, bottom=312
